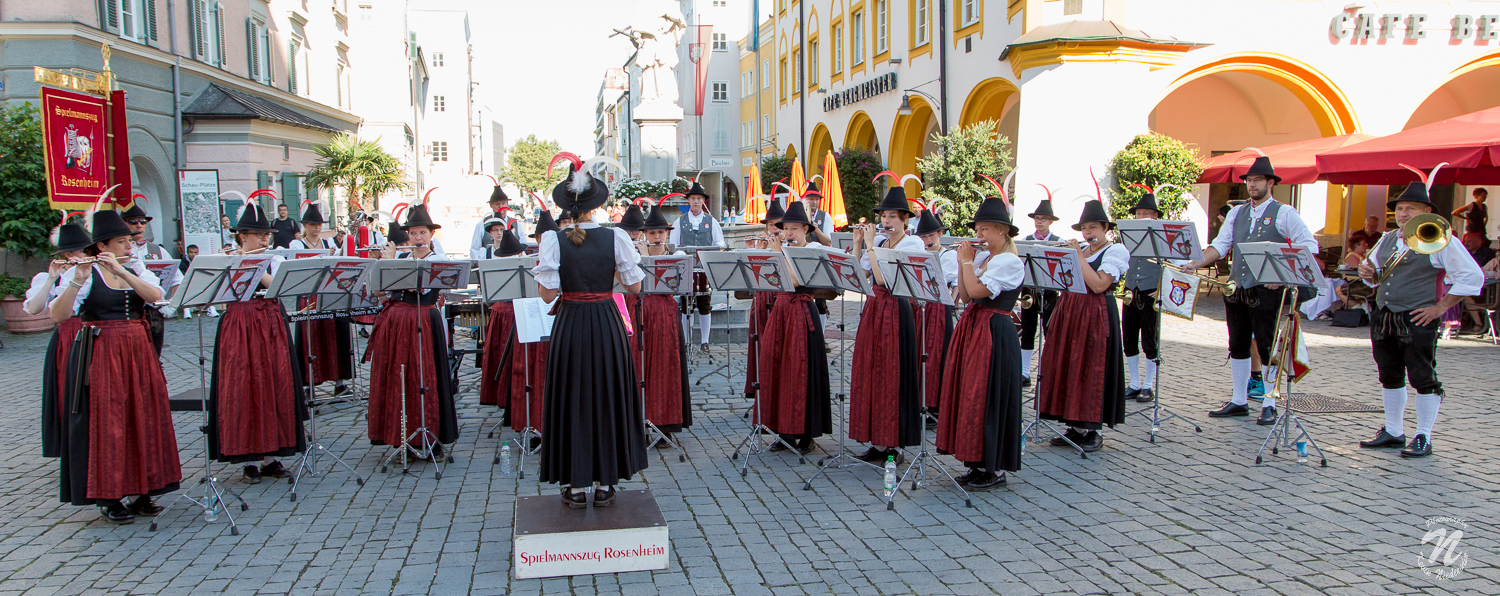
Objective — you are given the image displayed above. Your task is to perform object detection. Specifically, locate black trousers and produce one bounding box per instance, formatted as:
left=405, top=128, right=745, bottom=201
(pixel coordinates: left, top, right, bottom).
left=1019, top=289, right=1056, bottom=350
left=1121, top=290, right=1159, bottom=359
left=679, top=271, right=711, bottom=315
left=1371, top=308, right=1443, bottom=395
left=1224, top=286, right=1289, bottom=362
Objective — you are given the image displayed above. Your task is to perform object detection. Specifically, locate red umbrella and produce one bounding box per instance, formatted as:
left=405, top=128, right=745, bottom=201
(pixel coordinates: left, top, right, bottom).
left=1317, top=105, right=1500, bottom=185
left=1198, top=134, right=1376, bottom=185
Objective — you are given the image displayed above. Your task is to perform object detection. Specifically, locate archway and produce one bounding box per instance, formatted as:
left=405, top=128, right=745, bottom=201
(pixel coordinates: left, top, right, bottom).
left=959, top=77, right=1022, bottom=152
left=807, top=123, right=834, bottom=180
left=1405, top=52, right=1500, bottom=129
left=844, top=111, right=880, bottom=156
left=1152, top=53, right=1360, bottom=237
left=889, top=95, right=936, bottom=199
left=784, top=143, right=798, bottom=161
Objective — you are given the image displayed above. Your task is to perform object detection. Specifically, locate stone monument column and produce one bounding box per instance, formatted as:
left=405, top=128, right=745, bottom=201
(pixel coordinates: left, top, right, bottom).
left=635, top=102, right=682, bottom=183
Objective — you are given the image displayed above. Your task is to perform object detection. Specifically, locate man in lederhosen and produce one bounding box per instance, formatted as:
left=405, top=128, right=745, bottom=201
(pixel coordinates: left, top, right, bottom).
left=1356, top=168, right=1483, bottom=458
left=668, top=182, right=725, bottom=352
left=1121, top=191, right=1165, bottom=404
left=1018, top=199, right=1060, bottom=387
left=1186, top=156, right=1319, bottom=426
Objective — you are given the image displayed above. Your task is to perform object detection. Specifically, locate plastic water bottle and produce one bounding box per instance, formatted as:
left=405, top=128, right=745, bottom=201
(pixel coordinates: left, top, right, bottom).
left=883, top=456, right=898, bottom=498
left=204, top=497, right=219, bottom=522
left=500, top=441, right=513, bottom=476
left=1296, top=441, right=1308, bottom=465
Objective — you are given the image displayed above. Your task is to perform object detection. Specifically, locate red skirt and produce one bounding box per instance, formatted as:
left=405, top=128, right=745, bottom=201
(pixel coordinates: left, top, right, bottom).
left=743, top=292, right=773, bottom=396
left=922, top=303, right=953, bottom=409
left=210, top=299, right=305, bottom=462
left=42, top=317, right=83, bottom=458
left=507, top=339, right=547, bottom=432
left=935, top=305, right=1024, bottom=472
left=364, top=301, right=460, bottom=446
left=479, top=301, right=518, bottom=407
left=636, top=294, right=691, bottom=429
left=293, top=296, right=353, bottom=384
left=1038, top=291, right=1127, bottom=429
left=61, top=319, right=181, bottom=504
left=848, top=286, right=922, bottom=447
left=756, top=292, right=832, bottom=437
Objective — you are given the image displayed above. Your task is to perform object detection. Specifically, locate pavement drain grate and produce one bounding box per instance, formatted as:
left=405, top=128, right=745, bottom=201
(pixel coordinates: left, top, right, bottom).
left=1283, top=393, right=1383, bottom=414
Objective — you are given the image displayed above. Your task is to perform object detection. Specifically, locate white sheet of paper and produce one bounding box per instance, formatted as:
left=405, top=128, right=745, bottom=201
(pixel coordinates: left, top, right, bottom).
left=514, top=297, right=556, bottom=344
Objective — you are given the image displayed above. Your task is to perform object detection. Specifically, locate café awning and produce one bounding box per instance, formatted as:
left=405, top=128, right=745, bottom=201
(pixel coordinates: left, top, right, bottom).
left=1316, top=105, right=1500, bottom=185
left=1197, top=134, right=1376, bottom=185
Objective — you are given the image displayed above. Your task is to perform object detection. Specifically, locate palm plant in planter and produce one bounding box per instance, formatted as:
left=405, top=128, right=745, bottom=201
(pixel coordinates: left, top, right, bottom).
left=0, top=102, right=62, bottom=333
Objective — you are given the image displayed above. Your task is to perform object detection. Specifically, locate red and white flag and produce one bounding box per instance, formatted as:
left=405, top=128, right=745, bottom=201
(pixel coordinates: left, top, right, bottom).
left=690, top=25, right=713, bottom=116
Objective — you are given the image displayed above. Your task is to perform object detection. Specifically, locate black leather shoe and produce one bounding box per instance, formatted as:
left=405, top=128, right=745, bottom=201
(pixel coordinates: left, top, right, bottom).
left=855, top=447, right=885, bottom=462
left=1400, top=434, right=1432, bottom=458
left=1080, top=431, right=1103, bottom=453
left=968, top=471, right=1007, bottom=490
left=261, top=461, right=290, bottom=479
left=1209, top=402, right=1249, bottom=417
left=1021, top=377, right=1031, bottom=388
left=1257, top=406, right=1278, bottom=426
left=954, top=469, right=983, bottom=485
left=768, top=440, right=790, bottom=452
left=1050, top=428, right=1085, bottom=447
left=128, top=496, right=164, bottom=517
left=562, top=488, right=586, bottom=509
left=1126, top=387, right=1141, bottom=401
left=1359, top=428, right=1406, bottom=448
left=101, top=501, right=135, bottom=524
left=1136, top=388, right=1155, bottom=403
left=243, top=465, right=262, bottom=484
left=795, top=439, right=817, bottom=455
left=594, top=486, right=617, bottom=507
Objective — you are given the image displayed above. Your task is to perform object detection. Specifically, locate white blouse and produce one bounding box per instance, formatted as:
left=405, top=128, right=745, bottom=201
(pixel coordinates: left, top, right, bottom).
left=939, top=248, right=959, bottom=288
left=289, top=237, right=336, bottom=251
left=1088, top=243, right=1132, bottom=284
left=52, top=259, right=163, bottom=315
left=977, top=251, right=1026, bottom=297
left=532, top=223, right=645, bottom=290
left=859, top=233, right=925, bottom=271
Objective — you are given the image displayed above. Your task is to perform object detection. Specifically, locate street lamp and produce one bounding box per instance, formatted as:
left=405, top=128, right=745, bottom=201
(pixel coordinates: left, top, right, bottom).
left=896, top=89, right=942, bottom=133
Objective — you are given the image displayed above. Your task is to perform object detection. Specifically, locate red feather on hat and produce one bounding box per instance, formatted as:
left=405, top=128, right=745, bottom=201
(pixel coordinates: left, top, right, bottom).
left=422, top=187, right=439, bottom=206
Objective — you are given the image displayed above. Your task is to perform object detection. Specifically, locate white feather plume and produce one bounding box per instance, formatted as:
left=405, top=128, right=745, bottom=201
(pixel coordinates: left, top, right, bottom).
left=84, top=184, right=122, bottom=234
left=216, top=190, right=247, bottom=203
left=1244, top=147, right=1266, bottom=157
left=568, top=168, right=593, bottom=194
left=582, top=156, right=625, bottom=175
left=900, top=174, right=924, bottom=189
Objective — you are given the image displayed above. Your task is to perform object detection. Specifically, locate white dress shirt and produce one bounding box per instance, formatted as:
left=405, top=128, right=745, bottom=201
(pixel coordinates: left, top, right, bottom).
left=977, top=251, right=1026, bottom=297
left=52, top=259, right=163, bottom=315
left=668, top=210, right=727, bottom=248
left=939, top=248, right=960, bottom=288
left=1363, top=231, right=1485, bottom=297
left=1209, top=199, right=1319, bottom=257
left=289, top=237, right=336, bottom=251
left=469, top=214, right=515, bottom=260
left=532, top=223, right=645, bottom=290
left=1090, top=243, right=1132, bottom=285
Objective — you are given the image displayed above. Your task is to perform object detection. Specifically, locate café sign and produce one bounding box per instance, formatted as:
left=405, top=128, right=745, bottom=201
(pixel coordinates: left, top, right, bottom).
left=1330, top=11, right=1499, bottom=42
left=822, top=72, right=898, bottom=113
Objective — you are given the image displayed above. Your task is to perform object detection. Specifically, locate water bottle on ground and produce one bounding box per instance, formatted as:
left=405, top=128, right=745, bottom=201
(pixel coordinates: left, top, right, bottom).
left=205, top=497, right=219, bottom=522
left=500, top=441, right=513, bottom=475
left=1296, top=440, right=1308, bottom=465
left=883, top=456, right=898, bottom=498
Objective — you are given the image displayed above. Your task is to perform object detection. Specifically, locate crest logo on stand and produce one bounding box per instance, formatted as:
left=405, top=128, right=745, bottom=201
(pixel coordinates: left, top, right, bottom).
left=1169, top=280, right=1191, bottom=306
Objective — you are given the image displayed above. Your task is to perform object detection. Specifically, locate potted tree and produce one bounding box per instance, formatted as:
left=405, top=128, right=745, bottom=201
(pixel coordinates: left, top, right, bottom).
left=0, top=102, right=61, bottom=333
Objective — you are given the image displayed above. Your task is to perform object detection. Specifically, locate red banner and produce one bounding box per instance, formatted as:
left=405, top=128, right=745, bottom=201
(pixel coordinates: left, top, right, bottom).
left=690, top=25, right=713, bottom=117
left=110, top=90, right=133, bottom=206
left=41, top=87, right=110, bottom=209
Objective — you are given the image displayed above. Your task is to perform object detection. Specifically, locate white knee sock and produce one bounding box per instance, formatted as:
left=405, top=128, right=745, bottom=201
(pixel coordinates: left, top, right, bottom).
left=1126, top=355, right=1140, bottom=390
left=1230, top=358, right=1251, bottom=406
left=1415, top=393, right=1440, bottom=439
left=1383, top=387, right=1408, bottom=437
left=819, top=314, right=827, bottom=328
left=1022, top=349, right=1034, bottom=377
left=699, top=314, right=712, bottom=345
left=1141, top=358, right=1157, bottom=390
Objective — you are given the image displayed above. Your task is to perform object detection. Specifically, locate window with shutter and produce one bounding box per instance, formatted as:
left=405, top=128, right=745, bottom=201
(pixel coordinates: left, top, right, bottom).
left=195, top=0, right=208, bottom=58
left=288, top=42, right=299, bottom=94
left=107, top=0, right=119, bottom=29
left=146, top=0, right=157, bottom=41
left=189, top=2, right=200, bottom=56
left=246, top=19, right=259, bottom=80
left=215, top=3, right=226, bottom=67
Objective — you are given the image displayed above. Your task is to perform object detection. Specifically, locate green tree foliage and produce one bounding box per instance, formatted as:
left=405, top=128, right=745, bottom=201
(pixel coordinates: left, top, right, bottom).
left=501, top=135, right=565, bottom=195
left=758, top=154, right=794, bottom=195
left=302, top=133, right=410, bottom=216
left=834, top=147, right=885, bottom=227
left=916, top=121, right=1014, bottom=230
left=1106, top=133, right=1205, bottom=221
left=0, top=102, right=57, bottom=260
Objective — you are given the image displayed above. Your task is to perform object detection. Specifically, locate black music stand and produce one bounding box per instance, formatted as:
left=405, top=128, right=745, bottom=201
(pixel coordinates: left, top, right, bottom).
left=780, top=246, right=877, bottom=486
left=476, top=256, right=541, bottom=475
left=1015, top=242, right=1090, bottom=458
left=1237, top=243, right=1328, bottom=467
left=371, top=259, right=471, bottom=479
left=1117, top=221, right=1205, bottom=442
left=698, top=250, right=801, bottom=475
left=268, top=258, right=369, bottom=502
left=149, top=257, right=260, bottom=536
left=869, top=248, right=971, bottom=511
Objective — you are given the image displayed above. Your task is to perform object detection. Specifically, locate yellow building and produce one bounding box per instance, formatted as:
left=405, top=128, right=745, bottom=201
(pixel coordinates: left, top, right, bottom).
left=738, top=18, right=780, bottom=194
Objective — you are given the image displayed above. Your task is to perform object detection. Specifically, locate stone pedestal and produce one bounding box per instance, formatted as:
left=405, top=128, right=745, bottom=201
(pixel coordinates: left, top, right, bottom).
left=634, top=102, right=682, bottom=183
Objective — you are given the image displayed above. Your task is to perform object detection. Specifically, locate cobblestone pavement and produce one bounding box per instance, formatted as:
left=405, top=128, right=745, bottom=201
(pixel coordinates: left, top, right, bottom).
left=0, top=299, right=1495, bottom=595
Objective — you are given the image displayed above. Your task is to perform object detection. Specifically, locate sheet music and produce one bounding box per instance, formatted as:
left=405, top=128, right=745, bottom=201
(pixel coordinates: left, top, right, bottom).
left=477, top=256, right=539, bottom=303
left=211, top=255, right=273, bottom=303
left=782, top=245, right=866, bottom=294
left=1117, top=220, right=1205, bottom=261
left=872, top=248, right=953, bottom=305
left=638, top=255, right=693, bottom=295
left=271, top=249, right=331, bottom=260
left=144, top=259, right=182, bottom=289
left=1016, top=243, right=1088, bottom=294
left=697, top=250, right=796, bottom=292
left=1236, top=242, right=1323, bottom=287
left=514, top=297, right=556, bottom=343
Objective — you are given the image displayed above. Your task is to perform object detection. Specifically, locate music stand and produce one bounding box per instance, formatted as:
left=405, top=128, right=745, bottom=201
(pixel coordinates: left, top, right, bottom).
left=475, top=256, right=542, bottom=475
left=371, top=259, right=472, bottom=479
left=1236, top=243, right=1328, bottom=467
left=149, top=256, right=260, bottom=536
left=698, top=250, right=801, bottom=475
left=1116, top=221, right=1205, bottom=442
left=631, top=254, right=695, bottom=460
left=269, top=257, right=370, bottom=502
left=674, top=246, right=727, bottom=381
left=1015, top=243, right=1090, bottom=458
left=866, top=249, right=971, bottom=510
left=828, top=232, right=855, bottom=253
